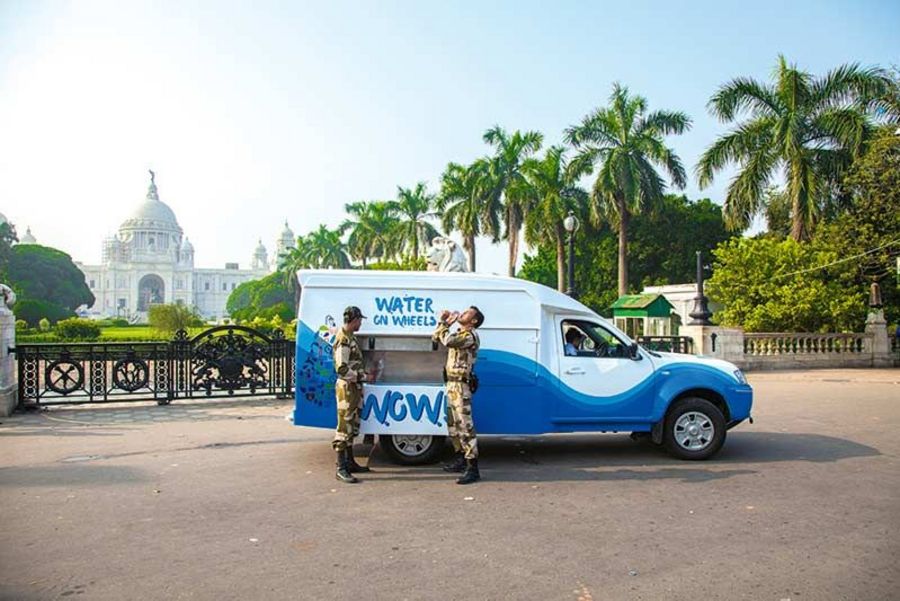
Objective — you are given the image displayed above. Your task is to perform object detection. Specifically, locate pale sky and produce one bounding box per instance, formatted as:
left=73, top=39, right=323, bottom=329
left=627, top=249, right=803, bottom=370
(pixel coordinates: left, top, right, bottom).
left=1, top=0, right=897, bottom=274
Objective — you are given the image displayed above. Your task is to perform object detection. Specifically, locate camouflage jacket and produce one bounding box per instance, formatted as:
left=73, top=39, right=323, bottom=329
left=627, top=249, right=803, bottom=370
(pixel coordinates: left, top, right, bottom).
left=333, top=327, right=365, bottom=383
left=433, top=322, right=480, bottom=380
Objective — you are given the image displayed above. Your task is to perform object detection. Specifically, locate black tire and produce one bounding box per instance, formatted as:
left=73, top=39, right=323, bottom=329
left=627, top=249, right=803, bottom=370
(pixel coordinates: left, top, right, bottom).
left=663, top=397, right=726, bottom=460
left=379, top=434, right=446, bottom=465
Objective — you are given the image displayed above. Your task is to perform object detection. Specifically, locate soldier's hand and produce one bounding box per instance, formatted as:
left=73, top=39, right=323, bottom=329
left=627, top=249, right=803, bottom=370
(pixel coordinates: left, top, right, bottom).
left=448, top=311, right=460, bottom=325
left=439, top=309, right=451, bottom=323
left=358, top=373, right=368, bottom=383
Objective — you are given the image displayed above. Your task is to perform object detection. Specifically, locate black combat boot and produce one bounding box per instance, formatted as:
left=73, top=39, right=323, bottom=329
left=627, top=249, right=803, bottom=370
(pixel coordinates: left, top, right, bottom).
left=442, top=452, right=466, bottom=473
left=335, top=450, right=359, bottom=484
left=456, top=458, right=480, bottom=485
left=346, top=445, right=370, bottom=473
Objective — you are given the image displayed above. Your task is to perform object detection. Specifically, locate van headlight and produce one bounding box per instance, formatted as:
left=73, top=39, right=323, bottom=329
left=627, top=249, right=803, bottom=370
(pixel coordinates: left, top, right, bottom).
left=733, top=369, right=747, bottom=385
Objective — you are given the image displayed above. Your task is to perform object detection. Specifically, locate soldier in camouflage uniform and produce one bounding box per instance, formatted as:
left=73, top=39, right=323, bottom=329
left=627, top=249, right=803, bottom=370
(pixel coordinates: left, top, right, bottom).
left=332, top=305, right=371, bottom=484
left=433, top=305, right=485, bottom=485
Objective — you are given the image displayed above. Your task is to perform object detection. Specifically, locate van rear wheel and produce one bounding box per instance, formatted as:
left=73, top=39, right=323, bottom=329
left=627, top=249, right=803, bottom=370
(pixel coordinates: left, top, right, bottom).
left=663, top=398, right=726, bottom=460
left=380, top=434, right=446, bottom=465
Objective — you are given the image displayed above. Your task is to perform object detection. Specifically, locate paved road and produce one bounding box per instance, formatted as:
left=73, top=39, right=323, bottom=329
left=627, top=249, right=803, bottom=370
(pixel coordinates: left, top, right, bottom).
left=1, top=370, right=898, bottom=600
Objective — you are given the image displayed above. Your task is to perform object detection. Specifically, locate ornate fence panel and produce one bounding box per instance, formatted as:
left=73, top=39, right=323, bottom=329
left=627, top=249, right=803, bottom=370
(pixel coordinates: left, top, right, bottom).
left=637, top=336, right=694, bottom=354
left=14, top=326, right=295, bottom=406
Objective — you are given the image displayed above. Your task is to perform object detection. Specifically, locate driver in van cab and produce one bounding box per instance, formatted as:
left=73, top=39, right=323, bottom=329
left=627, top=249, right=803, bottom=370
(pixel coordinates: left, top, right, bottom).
left=564, top=328, right=586, bottom=356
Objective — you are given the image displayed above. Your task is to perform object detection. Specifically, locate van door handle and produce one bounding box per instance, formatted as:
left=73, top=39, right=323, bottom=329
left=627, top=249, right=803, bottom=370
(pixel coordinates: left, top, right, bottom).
left=565, top=367, right=586, bottom=375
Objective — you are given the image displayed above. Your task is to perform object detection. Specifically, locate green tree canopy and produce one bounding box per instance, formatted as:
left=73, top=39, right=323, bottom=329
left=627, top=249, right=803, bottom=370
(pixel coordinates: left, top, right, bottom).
left=705, top=236, right=865, bottom=332
left=7, top=244, right=94, bottom=325
left=389, top=183, right=440, bottom=260
left=520, top=194, right=732, bottom=314
left=148, top=303, right=203, bottom=335
left=566, top=83, right=691, bottom=296
left=482, top=126, right=544, bottom=276
left=227, top=271, right=295, bottom=322
left=698, top=56, right=892, bottom=241
left=0, top=222, right=17, bottom=280
left=437, top=160, right=494, bottom=272
left=521, top=146, right=590, bottom=291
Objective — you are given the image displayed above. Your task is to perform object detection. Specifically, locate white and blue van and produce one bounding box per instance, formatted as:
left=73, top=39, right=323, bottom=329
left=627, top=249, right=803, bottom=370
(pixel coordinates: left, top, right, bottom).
left=293, top=270, right=752, bottom=463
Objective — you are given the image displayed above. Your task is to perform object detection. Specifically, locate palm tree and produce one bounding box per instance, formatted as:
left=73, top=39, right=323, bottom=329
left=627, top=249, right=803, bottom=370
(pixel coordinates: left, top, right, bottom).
left=522, top=147, right=590, bottom=291
left=436, top=160, right=494, bottom=272
left=390, top=183, right=440, bottom=260
left=482, top=126, right=544, bottom=276
left=565, top=84, right=690, bottom=296
left=278, top=234, right=314, bottom=308
left=306, top=224, right=352, bottom=269
left=340, top=201, right=400, bottom=268
left=697, top=56, right=892, bottom=242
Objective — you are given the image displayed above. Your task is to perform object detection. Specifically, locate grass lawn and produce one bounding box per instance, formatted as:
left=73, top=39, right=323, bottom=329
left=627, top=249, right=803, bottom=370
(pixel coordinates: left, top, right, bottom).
left=16, top=326, right=208, bottom=343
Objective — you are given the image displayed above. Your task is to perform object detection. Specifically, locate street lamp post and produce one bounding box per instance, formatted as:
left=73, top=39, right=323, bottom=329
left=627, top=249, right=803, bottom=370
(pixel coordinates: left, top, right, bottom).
left=563, top=211, right=580, bottom=298
left=687, top=250, right=713, bottom=325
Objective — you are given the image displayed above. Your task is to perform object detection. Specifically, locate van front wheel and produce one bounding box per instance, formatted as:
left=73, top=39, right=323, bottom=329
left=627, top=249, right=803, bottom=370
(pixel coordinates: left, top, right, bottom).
left=663, top=398, right=726, bottom=460
left=380, top=434, right=446, bottom=465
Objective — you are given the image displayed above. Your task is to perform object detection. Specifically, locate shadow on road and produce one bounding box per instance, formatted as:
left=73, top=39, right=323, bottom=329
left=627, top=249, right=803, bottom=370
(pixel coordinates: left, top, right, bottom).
left=0, top=464, right=149, bottom=487
left=359, top=430, right=880, bottom=483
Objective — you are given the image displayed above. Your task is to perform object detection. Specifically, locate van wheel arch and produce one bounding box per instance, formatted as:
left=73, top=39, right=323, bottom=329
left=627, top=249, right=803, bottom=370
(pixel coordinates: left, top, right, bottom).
left=653, top=389, right=729, bottom=445
left=670, top=388, right=730, bottom=422
left=379, top=434, right=446, bottom=465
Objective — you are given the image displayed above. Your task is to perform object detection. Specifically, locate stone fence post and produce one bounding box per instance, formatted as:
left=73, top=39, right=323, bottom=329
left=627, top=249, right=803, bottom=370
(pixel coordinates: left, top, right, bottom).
left=680, top=325, right=746, bottom=367
left=865, top=307, right=893, bottom=368
left=0, top=284, right=17, bottom=416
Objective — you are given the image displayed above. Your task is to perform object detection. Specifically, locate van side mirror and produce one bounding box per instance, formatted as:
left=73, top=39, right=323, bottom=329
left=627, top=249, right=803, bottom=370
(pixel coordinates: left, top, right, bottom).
left=628, top=342, right=641, bottom=360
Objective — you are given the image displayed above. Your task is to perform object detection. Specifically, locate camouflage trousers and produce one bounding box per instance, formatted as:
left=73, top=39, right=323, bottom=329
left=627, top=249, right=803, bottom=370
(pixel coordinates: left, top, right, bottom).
left=445, top=381, right=478, bottom=460
left=332, top=379, right=362, bottom=452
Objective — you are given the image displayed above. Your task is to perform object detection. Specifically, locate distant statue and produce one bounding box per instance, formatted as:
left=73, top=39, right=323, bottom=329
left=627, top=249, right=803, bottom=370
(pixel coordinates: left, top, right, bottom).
left=149, top=169, right=156, bottom=185
left=0, top=283, right=16, bottom=314
left=426, top=237, right=469, bottom=272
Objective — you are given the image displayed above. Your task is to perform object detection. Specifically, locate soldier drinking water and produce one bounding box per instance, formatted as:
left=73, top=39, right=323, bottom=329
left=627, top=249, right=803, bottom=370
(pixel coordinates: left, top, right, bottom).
left=432, top=306, right=484, bottom=485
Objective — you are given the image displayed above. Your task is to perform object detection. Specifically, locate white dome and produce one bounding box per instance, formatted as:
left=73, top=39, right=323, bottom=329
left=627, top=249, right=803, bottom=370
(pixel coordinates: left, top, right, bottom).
left=127, top=199, right=179, bottom=225
left=181, top=236, right=194, bottom=251
left=255, top=239, right=267, bottom=252
left=119, top=171, right=183, bottom=234
left=20, top=227, right=37, bottom=244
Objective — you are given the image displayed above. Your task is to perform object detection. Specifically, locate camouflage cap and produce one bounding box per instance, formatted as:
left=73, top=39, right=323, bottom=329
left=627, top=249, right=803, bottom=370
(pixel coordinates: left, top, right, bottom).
left=343, top=305, right=367, bottom=323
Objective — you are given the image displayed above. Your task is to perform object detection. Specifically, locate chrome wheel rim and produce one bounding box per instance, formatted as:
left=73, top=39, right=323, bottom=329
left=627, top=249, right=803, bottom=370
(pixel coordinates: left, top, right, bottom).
left=674, top=411, right=715, bottom=451
left=392, top=434, right=433, bottom=457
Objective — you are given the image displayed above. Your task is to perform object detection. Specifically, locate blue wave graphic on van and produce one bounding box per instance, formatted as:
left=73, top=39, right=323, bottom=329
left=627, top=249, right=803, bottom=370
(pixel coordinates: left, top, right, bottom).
left=294, top=320, right=752, bottom=434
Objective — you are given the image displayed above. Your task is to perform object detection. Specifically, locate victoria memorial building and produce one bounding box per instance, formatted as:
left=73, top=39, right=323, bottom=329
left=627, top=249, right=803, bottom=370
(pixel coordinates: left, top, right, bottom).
left=77, top=171, right=295, bottom=322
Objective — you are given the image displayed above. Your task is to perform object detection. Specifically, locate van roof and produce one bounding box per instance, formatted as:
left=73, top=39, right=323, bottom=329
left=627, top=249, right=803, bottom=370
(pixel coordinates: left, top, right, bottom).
left=297, top=269, right=596, bottom=316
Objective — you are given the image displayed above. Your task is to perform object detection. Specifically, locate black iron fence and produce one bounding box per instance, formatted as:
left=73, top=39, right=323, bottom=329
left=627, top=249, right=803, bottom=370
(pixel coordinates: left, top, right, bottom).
left=13, top=326, right=295, bottom=406
left=636, top=335, right=695, bottom=354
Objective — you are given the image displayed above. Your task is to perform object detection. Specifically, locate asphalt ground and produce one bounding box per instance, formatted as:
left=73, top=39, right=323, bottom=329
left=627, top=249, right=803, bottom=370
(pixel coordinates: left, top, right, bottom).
left=0, top=369, right=898, bottom=601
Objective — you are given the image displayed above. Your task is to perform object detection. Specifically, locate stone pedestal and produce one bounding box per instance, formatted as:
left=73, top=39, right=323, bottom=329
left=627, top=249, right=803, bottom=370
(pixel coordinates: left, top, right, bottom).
left=0, top=307, right=16, bottom=417
left=681, top=325, right=745, bottom=366
left=865, top=309, right=892, bottom=368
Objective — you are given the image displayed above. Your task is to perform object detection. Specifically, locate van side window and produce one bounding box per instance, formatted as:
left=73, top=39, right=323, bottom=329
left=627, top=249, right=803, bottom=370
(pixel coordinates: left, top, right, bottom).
left=561, top=320, right=629, bottom=359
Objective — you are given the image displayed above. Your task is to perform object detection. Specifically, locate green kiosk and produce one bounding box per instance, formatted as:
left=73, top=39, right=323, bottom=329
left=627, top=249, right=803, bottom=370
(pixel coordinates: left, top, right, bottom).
left=611, top=294, right=677, bottom=338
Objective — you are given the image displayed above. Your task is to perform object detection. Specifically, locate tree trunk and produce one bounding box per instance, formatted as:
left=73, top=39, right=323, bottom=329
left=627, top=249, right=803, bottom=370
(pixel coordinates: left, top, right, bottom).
left=789, top=161, right=811, bottom=242
left=361, top=256, right=367, bottom=270
left=465, top=234, right=476, bottom=272
left=555, top=226, right=566, bottom=292
left=617, top=198, right=629, bottom=297
left=790, top=191, right=809, bottom=242
left=413, top=225, right=419, bottom=260
left=507, top=208, right=520, bottom=277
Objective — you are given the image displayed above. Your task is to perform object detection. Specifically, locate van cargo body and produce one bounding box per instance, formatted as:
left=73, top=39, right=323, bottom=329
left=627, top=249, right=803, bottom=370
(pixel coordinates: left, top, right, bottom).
left=293, top=270, right=753, bottom=460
